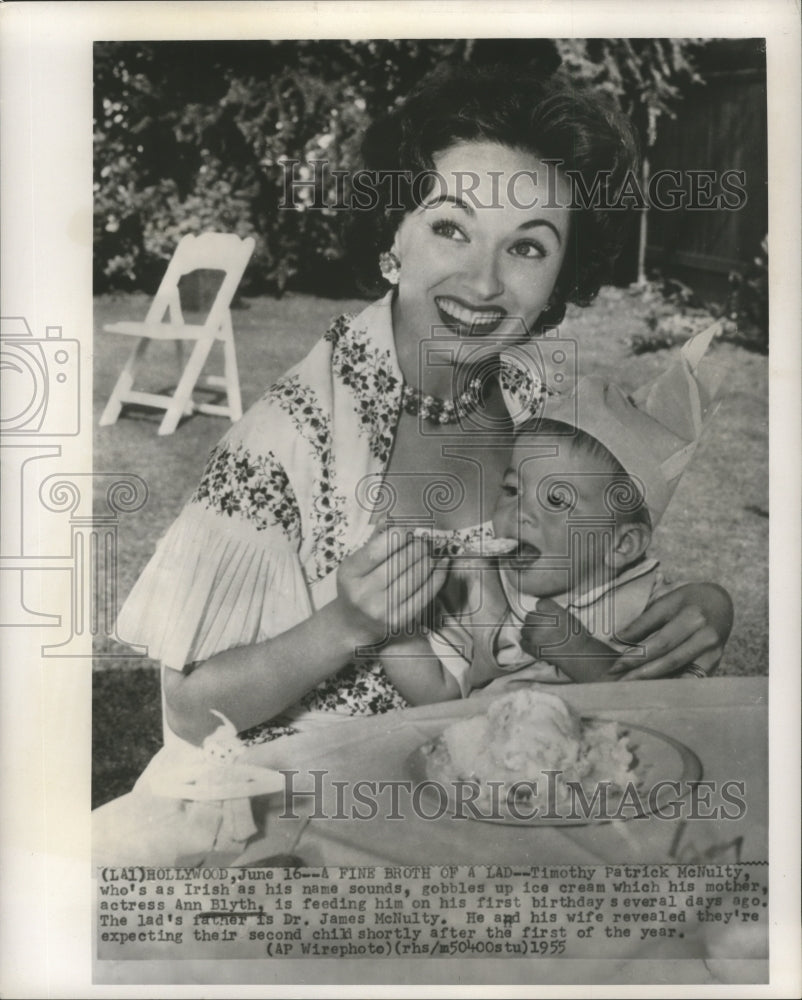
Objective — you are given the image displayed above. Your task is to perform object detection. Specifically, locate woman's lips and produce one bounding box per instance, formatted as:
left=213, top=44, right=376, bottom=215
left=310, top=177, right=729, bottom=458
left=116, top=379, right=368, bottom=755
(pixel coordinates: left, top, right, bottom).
left=434, top=296, right=507, bottom=335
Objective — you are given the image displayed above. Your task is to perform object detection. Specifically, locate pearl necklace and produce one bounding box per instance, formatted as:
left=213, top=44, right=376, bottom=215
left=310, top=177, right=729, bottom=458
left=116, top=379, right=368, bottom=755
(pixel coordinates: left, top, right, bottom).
left=401, top=378, right=484, bottom=424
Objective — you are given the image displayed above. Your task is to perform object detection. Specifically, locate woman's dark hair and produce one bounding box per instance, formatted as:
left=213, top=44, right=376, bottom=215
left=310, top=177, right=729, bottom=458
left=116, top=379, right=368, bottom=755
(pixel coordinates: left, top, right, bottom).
left=346, top=63, right=639, bottom=329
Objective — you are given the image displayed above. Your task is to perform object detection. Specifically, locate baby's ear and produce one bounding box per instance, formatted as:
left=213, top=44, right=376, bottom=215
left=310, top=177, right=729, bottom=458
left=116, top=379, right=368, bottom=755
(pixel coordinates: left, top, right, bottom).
left=610, top=523, right=652, bottom=571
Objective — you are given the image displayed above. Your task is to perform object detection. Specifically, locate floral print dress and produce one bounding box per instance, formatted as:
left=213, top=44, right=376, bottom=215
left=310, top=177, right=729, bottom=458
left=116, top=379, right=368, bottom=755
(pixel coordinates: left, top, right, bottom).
left=116, top=293, right=548, bottom=746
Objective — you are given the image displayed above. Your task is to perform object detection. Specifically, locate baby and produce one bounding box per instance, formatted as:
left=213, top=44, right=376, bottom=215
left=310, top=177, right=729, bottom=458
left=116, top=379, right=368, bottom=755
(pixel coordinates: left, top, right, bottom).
left=380, top=325, right=722, bottom=703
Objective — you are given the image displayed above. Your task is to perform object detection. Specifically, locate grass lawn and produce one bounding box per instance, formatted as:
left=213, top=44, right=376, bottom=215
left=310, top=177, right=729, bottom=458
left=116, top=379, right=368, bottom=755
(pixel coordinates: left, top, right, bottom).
left=92, top=288, right=768, bottom=807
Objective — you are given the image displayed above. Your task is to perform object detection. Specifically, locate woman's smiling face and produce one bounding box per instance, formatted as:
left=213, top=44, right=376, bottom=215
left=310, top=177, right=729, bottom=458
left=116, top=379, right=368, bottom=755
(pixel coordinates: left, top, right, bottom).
left=392, top=141, right=572, bottom=350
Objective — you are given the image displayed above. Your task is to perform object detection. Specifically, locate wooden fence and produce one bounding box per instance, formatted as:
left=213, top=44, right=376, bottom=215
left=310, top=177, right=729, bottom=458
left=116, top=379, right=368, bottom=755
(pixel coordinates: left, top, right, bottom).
left=644, top=69, right=768, bottom=292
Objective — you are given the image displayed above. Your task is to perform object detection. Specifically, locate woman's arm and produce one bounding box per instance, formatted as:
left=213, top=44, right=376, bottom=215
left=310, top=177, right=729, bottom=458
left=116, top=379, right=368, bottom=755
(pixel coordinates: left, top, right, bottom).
left=379, top=637, right=463, bottom=705
left=607, top=582, right=734, bottom=680
left=519, top=584, right=733, bottom=683
left=164, top=600, right=369, bottom=745
left=164, top=532, right=449, bottom=744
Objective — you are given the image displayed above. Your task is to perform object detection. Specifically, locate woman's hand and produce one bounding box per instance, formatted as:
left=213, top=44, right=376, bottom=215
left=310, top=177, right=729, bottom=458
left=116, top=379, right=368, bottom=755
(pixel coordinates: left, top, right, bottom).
left=334, top=528, right=449, bottom=647
left=164, top=531, right=449, bottom=744
left=608, top=583, right=734, bottom=680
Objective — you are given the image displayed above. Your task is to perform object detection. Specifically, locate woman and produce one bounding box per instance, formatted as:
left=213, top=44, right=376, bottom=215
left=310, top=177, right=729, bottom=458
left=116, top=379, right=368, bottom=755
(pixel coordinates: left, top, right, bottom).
left=118, top=64, right=732, bottom=750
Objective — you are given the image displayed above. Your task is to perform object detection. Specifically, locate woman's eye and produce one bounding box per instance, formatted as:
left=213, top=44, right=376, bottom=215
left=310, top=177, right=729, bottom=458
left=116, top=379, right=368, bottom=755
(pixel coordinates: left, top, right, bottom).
left=430, top=219, right=468, bottom=242
left=510, top=240, right=547, bottom=260
left=500, top=482, right=518, bottom=498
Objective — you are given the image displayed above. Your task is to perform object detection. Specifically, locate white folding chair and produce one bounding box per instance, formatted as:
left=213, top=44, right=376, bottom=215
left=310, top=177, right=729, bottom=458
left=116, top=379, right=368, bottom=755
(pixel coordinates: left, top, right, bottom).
left=99, top=232, right=255, bottom=436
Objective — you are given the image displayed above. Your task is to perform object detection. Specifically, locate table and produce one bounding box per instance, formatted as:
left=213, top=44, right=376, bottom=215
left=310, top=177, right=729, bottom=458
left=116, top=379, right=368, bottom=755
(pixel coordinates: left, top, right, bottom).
left=238, top=676, right=767, bottom=867
left=92, top=676, right=769, bottom=985
left=93, top=677, right=767, bottom=868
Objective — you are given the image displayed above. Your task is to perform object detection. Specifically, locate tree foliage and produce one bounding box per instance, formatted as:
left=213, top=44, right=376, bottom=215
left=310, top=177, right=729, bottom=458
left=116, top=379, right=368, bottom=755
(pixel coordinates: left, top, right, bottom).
left=554, top=39, right=709, bottom=284
left=94, top=40, right=474, bottom=294
left=94, top=38, right=713, bottom=296
left=554, top=38, right=707, bottom=146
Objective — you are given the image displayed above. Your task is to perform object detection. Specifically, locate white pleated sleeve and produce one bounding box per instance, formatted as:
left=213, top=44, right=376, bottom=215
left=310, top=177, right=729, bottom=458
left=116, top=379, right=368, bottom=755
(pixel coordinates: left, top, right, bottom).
left=116, top=502, right=312, bottom=672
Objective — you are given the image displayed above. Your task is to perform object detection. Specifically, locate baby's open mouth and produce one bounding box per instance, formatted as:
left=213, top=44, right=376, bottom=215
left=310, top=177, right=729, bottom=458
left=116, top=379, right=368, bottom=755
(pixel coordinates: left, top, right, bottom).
left=504, top=541, right=542, bottom=565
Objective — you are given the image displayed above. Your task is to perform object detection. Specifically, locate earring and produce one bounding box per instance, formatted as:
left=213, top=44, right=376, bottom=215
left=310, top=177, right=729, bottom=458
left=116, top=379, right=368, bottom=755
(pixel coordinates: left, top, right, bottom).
left=535, top=295, right=566, bottom=332
left=379, top=251, right=401, bottom=286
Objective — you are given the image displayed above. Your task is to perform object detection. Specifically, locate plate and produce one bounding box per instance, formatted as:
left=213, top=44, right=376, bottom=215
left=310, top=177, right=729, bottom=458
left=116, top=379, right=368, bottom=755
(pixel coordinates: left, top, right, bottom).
left=406, top=719, right=702, bottom=826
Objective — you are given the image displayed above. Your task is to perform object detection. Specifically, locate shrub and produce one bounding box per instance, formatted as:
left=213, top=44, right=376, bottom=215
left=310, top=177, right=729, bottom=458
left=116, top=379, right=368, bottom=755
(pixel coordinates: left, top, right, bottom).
left=628, top=239, right=770, bottom=357
left=724, top=236, right=768, bottom=354
left=93, top=40, right=477, bottom=295
left=629, top=277, right=721, bottom=354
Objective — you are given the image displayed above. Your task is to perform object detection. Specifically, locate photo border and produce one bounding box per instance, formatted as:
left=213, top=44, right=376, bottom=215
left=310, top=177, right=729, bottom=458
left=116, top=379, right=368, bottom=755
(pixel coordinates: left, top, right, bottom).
left=0, top=1, right=799, bottom=996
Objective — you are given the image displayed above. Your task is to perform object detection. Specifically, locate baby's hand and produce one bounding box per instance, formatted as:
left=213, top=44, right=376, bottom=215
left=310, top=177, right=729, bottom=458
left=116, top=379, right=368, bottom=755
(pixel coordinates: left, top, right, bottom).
left=520, top=599, right=580, bottom=659
left=520, top=599, right=617, bottom=683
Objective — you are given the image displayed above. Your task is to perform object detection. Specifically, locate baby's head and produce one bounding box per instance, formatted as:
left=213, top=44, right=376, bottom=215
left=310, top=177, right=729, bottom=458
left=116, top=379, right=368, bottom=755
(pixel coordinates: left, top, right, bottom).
left=491, top=418, right=652, bottom=599
left=491, top=327, right=722, bottom=598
